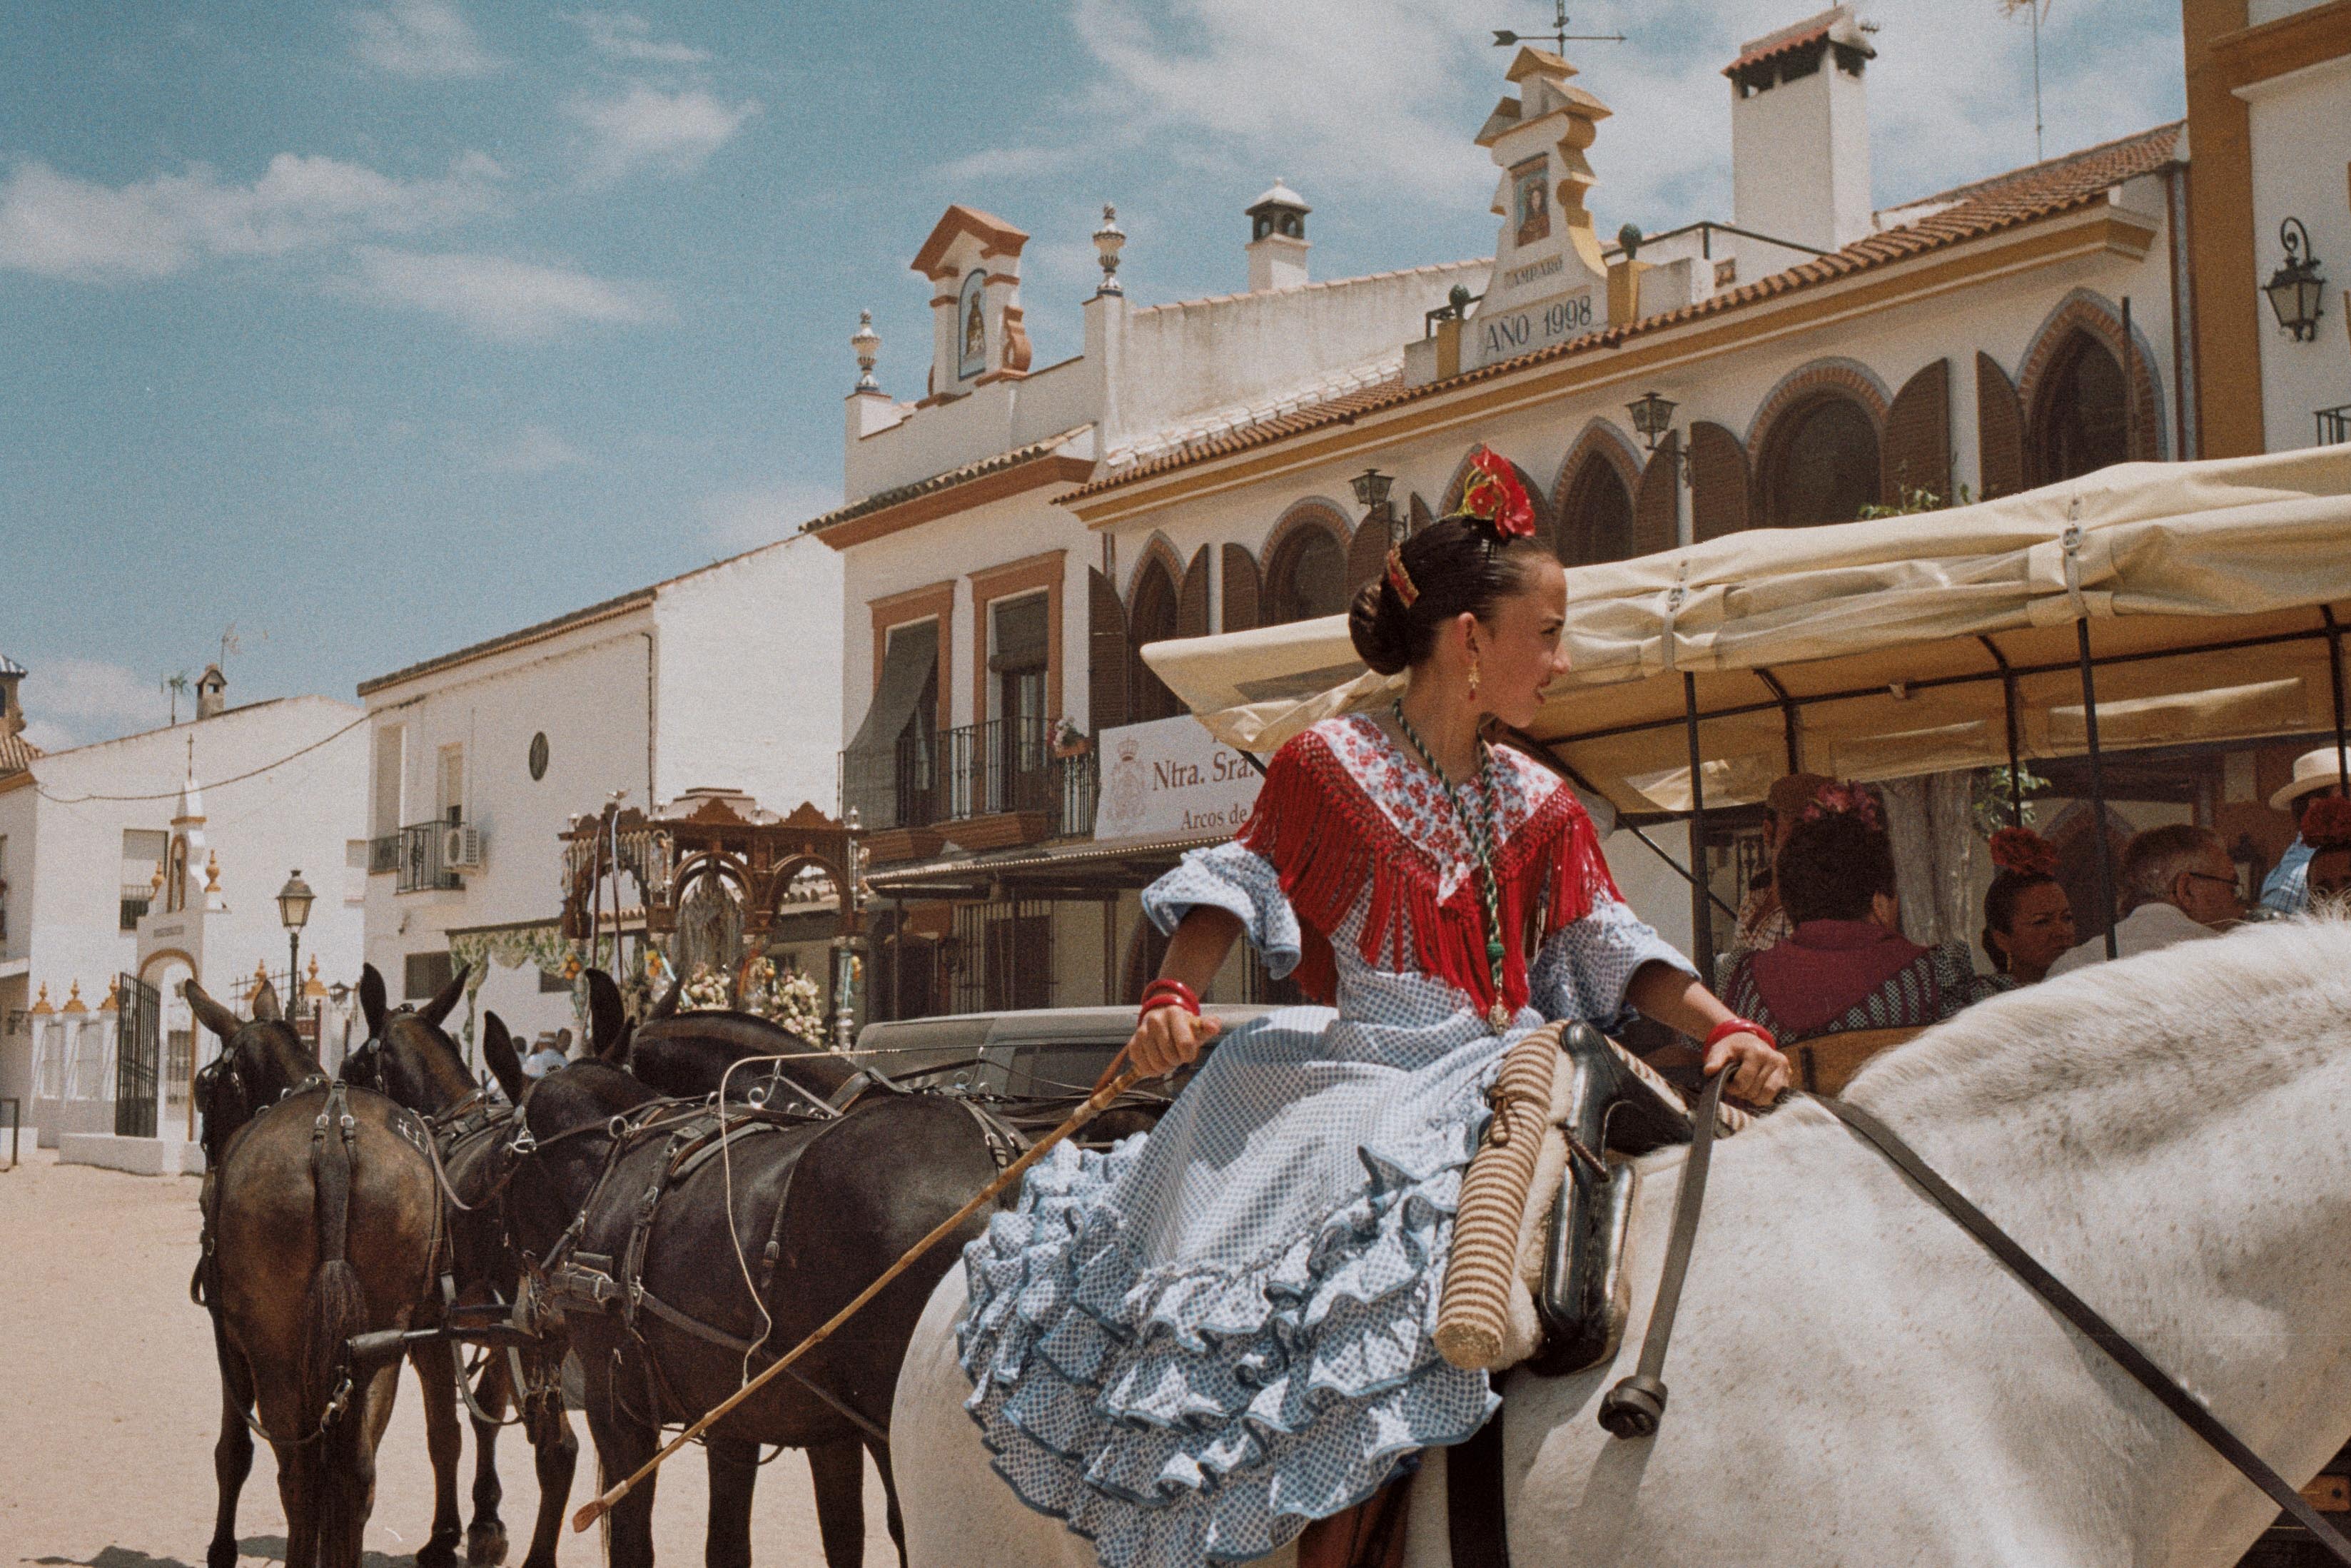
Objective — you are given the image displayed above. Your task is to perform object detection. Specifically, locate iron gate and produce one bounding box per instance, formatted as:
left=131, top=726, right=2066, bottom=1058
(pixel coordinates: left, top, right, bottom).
left=114, top=972, right=158, bottom=1138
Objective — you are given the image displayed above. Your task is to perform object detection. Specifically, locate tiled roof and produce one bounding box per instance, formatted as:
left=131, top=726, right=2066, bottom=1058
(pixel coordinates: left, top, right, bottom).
left=1064, top=123, right=2180, bottom=502
left=0, top=730, right=40, bottom=775
left=0, top=654, right=24, bottom=677
left=802, top=427, right=1091, bottom=536
left=358, top=586, right=657, bottom=696
left=1103, top=350, right=1407, bottom=472
left=1724, top=22, right=1834, bottom=78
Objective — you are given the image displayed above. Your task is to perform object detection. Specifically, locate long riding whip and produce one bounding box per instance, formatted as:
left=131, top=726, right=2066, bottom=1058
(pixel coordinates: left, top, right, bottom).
left=572, top=1056, right=1149, bottom=1532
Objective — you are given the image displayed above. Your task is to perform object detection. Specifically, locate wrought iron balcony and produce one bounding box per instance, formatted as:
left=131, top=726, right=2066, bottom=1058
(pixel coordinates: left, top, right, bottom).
left=2318, top=405, right=2351, bottom=447
left=842, top=718, right=1097, bottom=841
left=391, top=821, right=463, bottom=893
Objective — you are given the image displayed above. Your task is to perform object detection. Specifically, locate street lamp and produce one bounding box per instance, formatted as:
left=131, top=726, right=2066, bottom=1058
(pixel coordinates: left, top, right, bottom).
left=2264, top=218, right=2326, bottom=343
left=1627, top=390, right=1679, bottom=454
left=1352, top=467, right=1400, bottom=542
left=276, top=871, right=314, bottom=1012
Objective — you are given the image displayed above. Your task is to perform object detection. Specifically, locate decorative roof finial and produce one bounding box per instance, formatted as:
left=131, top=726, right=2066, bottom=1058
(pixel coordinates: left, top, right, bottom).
left=850, top=309, right=881, bottom=391
left=1093, top=204, right=1126, bottom=296
left=205, top=851, right=222, bottom=894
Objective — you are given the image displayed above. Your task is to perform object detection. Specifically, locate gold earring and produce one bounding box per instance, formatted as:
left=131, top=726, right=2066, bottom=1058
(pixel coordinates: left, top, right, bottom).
left=1467, top=647, right=1481, bottom=699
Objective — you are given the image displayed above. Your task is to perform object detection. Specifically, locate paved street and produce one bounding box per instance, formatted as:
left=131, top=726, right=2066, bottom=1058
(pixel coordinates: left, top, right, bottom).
left=0, top=1151, right=899, bottom=1567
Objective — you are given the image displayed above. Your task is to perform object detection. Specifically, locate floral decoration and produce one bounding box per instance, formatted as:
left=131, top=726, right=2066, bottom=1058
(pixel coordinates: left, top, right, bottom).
left=1988, top=826, right=2059, bottom=877
left=1457, top=445, right=1535, bottom=542
left=1799, top=779, right=1883, bottom=831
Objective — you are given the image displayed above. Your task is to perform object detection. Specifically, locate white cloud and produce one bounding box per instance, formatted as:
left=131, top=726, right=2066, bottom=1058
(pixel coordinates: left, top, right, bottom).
left=349, top=246, right=665, bottom=340
left=569, top=84, right=758, bottom=181
left=933, top=0, right=2180, bottom=256
left=18, top=657, right=171, bottom=749
left=0, top=151, right=501, bottom=281
left=348, top=0, right=499, bottom=78
left=560, top=10, right=709, bottom=64
left=480, top=423, right=588, bottom=474
left=700, top=480, right=843, bottom=552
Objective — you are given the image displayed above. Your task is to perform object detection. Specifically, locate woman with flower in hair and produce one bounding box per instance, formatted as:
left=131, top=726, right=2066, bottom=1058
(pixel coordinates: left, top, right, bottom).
left=1719, top=782, right=1997, bottom=1043
left=1980, top=827, right=2076, bottom=986
left=957, top=446, right=1789, bottom=1568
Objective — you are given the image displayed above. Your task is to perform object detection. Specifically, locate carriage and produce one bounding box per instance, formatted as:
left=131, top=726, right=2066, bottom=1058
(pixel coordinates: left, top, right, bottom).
left=1128, top=443, right=2351, bottom=1562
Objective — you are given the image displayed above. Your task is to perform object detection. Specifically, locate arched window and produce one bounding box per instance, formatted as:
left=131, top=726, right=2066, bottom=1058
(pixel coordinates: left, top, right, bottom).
left=1762, top=395, right=1881, bottom=527
left=1559, top=455, right=1635, bottom=565
left=2030, top=331, right=2128, bottom=485
left=1263, top=521, right=1350, bottom=624
left=1128, top=557, right=1182, bottom=722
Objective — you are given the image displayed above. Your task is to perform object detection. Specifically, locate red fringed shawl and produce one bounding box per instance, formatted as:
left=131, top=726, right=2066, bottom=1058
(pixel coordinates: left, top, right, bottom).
left=1238, top=725, right=1622, bottom=1016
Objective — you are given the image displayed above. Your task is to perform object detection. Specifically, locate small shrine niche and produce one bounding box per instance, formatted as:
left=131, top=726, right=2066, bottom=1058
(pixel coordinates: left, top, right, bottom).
left=908, top=204, right=1033, bottom=400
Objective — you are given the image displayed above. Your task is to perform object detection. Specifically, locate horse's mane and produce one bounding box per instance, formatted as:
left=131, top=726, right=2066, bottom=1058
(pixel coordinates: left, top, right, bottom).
left=1837, top=911, right=2351, bottom=1148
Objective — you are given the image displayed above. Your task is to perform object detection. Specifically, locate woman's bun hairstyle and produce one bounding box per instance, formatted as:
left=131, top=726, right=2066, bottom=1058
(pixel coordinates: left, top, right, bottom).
left=1347, top=514, right=1544, bottom=677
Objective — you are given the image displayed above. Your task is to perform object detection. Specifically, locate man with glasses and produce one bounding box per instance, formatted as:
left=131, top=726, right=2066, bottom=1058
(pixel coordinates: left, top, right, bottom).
left=2048, top=824, right=2243, bottom=978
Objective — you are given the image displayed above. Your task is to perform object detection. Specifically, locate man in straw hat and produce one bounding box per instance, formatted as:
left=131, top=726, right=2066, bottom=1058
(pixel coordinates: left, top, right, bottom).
left=2259, top=747, right=2351, bottom=915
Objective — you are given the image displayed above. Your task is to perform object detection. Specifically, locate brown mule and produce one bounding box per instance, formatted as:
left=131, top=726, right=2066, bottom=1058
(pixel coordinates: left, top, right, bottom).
left=198, top=975, right=451, bottom=1568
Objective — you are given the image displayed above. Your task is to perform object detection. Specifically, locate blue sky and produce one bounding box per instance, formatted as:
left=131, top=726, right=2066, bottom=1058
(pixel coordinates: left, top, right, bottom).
left=4, top=0, right=2184, bottom=751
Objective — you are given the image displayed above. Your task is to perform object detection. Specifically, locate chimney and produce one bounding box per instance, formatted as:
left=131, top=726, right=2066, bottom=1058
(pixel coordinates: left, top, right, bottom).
left=1245, top=178, right=1310, bottom=292
left=195, top=663, right=228, bottom=720
left=1726, top=6, right=1874, bottom=253
left=0, top=655, right=22, bottom=737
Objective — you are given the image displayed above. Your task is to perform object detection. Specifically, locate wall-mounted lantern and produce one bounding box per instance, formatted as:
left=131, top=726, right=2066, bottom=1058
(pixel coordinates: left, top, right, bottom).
left=1627, top=390, right=1679, bottom=454
left=2265, top=217, right=2326, bottom=343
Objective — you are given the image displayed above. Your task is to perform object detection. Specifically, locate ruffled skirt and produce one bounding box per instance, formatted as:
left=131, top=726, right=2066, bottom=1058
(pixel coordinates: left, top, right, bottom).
left=957, top=1005, right=1516, bottom=1567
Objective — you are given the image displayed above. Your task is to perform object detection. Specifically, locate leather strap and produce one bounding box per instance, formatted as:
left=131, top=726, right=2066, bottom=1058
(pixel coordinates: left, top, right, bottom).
left=1598, top=1068, right=1726, bottom=1439
left=1814, top=1093, right=2351, bottom=1564
left=1446, top=1407, right=1510, bottom=1568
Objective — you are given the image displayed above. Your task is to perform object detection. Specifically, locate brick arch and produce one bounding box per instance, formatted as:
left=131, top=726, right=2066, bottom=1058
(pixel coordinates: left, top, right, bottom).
left=1256, top=497, right=1357, bottom=625
left=1125, top=532, right=1185, bottom=609
left=1550, top=420, right=1646, bottom=565
left=1742, top=357, right=1893, bottom=457
left=2015, top=288, right=2167, bottom=469
left=1746, top=358, right=1892, bottom=530
left=1438, top=447, right=1557, bottom=552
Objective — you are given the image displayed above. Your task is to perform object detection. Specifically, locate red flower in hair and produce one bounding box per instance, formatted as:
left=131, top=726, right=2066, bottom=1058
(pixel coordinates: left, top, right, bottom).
left=1800, top=780, right=1882, bottom=831
left=1989, top=826, right=2059, bottom=877
left=1459, top=445, right=1536, bottom=542
left=2305, top=795, right=2351, bottom=850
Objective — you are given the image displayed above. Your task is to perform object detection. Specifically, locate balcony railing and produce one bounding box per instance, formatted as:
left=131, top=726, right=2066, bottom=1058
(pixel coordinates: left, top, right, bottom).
left=391, top=821, right=463, bottom=893
left=2319, top=405, right=2351, bottom=447
left=843, top=718, right=1098, bottom=840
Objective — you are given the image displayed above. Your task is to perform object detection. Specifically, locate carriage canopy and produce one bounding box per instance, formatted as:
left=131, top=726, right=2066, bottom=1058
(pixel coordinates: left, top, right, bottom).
left=1141, top=447, right=2351, bottom=815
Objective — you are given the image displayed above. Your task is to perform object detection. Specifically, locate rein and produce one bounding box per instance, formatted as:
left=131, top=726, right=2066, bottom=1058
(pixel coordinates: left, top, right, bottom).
left=1813, top=1093, right=2351, bottom=1564
left=1607, top=1083, right=2351, bottom=1564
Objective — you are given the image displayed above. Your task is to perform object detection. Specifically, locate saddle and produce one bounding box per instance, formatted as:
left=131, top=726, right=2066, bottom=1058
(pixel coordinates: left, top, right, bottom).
left=1440, top=1021, right=1749, bottom=1380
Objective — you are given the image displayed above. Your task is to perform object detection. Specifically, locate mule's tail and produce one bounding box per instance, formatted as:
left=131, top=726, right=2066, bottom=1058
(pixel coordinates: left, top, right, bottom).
left=300, top=1086, right=365, bottom=1435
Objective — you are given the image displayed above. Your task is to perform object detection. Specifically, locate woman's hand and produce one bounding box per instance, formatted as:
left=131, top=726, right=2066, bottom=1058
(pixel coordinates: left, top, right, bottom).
left=1126, top=1007, right=1224, bottom=1081
left=1704, top=1029, right=1790, bottom=1105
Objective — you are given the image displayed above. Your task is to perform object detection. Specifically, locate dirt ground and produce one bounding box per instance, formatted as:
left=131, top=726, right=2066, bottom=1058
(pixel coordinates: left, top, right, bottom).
left=0, top=1150, right=900, bottom=1567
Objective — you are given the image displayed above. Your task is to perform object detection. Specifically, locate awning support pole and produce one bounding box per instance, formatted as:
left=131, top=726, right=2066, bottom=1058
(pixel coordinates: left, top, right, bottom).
left=1979, top=636, right=2026, bottom=828
left=2325, top=607, right=2350, bottom=795
left=1684, top=672, right=1715, bottom=982
left=2076, top=619, right=2120, bottom=961
left=1755, top=667, right=1801, bottom=774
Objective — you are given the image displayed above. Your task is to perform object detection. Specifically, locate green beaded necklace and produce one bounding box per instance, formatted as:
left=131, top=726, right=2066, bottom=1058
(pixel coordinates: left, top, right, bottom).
left=1392, top=699, right=1515, bottom=1033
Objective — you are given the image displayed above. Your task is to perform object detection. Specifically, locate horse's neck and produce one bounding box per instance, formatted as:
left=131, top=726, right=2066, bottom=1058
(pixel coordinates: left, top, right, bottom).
left=1869, top=1046, right=2351, bottom=1553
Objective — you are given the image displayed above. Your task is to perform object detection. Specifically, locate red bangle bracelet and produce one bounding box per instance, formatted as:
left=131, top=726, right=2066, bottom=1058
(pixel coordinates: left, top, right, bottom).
left=1138, top=992, right=1200, bottom=1022
left=1702, top=1016, right=1776, bottom=1054
left=1141, top=978, right=1199, bottom=1010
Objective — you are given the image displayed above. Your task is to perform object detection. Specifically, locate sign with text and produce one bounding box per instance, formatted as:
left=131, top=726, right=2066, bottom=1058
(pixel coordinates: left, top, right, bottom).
left=1465, top=285, right=1597, bottom=371
left=1092, top=714, right=1263, bottom=842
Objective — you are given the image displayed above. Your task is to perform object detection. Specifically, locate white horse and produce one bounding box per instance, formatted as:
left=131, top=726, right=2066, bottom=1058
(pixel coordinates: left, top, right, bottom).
left=893, top=915, right=2351, bottom=1567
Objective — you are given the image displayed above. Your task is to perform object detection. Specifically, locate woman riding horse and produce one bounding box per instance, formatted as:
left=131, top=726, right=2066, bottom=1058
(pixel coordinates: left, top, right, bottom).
left=956, top=448, right=1789, bottom=1568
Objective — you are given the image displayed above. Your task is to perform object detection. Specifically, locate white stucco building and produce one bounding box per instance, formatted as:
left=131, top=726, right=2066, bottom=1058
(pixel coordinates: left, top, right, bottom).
left=355, top=528, right=843, bottom=1052
left=0, top=661, right=367, bottom=1173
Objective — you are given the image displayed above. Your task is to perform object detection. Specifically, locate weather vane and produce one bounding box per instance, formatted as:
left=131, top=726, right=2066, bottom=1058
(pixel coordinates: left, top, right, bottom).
left=1492, top=1, right=1624, bottom=50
